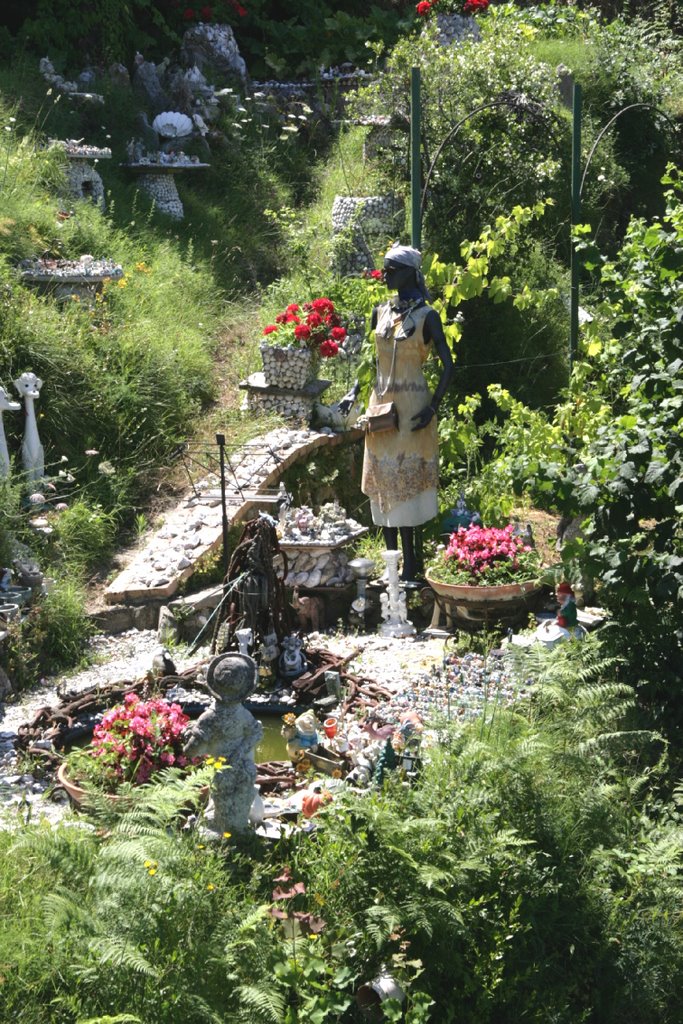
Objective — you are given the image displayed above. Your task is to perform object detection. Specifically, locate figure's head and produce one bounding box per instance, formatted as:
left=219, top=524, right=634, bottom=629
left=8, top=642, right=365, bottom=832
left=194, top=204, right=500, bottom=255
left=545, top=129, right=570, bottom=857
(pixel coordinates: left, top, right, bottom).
left=206, top=652, right=258, bottom=703
left=14, top=373, right=43, bottom=400
left=294, top=709, right=318, bottom=737
left=383, top=244, right=430, bottom=299
left=556, top=582, right=574, bottom=600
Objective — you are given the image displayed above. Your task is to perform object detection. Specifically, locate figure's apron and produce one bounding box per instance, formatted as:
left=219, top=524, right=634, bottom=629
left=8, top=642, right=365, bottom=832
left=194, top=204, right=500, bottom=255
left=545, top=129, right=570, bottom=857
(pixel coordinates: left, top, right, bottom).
left=361, top=301, right=438, bottom=527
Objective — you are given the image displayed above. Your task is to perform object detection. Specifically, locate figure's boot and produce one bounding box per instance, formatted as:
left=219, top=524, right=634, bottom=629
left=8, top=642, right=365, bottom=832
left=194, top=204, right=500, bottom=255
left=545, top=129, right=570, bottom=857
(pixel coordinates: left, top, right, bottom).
left=399, top=527, right=421, bottom=583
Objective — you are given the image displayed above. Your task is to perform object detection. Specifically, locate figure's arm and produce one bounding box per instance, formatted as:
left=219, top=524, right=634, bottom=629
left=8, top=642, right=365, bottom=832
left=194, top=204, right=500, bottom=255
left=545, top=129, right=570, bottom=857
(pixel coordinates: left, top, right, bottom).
left=337, top=305, right=380, bottom=415
left=411, top=309, right=454, bottom=431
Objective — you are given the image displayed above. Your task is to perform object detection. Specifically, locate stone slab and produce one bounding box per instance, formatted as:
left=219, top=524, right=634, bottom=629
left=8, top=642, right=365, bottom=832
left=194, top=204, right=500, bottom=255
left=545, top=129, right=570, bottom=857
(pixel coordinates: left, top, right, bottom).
left=239, top=373, right=331, bottom=397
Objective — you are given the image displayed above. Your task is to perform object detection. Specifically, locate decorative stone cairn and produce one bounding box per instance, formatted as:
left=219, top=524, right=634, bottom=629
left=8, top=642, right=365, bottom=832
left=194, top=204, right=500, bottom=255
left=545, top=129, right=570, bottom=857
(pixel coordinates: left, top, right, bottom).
left=241, top=347, right=331, bottom=425
left=183, top=652, right=263, bottom=834
left=433, top=12, right=481, bottom=46
left=379, top=550, right=416, bottom=638
left=331, top=194, right=405, bottom=276
left=18, top=255, right=123, bottom=302
left=50, top=139, right=111, bottom=210
left=123, top=130, right=209, bottom=220
left=279, top=501, right=365, bottom=589
left=181, top=22, right=247, bottom=83
left=0, top=386, right=21, bottom=478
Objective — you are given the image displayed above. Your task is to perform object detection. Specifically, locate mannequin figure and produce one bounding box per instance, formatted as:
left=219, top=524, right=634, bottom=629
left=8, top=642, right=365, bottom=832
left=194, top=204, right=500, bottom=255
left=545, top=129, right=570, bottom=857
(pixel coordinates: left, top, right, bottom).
left=347, top=246, right=454, bottom=581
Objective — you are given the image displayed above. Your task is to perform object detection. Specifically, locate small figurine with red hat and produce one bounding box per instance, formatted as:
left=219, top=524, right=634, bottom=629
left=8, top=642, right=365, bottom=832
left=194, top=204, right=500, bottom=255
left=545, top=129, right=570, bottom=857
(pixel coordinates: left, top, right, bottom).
left=555, top=582, right=578, bottom=629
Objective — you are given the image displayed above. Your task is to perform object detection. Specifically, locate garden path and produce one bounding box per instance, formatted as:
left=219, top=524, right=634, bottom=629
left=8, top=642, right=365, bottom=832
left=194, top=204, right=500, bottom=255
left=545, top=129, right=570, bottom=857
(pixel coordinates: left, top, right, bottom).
left=105, top=425, right=362, bottom=606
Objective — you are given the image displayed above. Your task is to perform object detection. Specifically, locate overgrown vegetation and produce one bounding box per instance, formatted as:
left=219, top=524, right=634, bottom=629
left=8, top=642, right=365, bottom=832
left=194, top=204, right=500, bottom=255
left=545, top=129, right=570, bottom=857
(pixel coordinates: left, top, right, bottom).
left=2, top=639, right=682, bottom=1022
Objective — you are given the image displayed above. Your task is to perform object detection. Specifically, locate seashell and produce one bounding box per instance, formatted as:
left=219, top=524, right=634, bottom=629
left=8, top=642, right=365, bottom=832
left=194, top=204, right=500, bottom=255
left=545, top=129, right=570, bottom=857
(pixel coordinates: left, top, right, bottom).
left=307, top=570, right=322, bottom=588
left=295, top=571, right=309, bottom=586
left=152, top=111, right=193, bottom=138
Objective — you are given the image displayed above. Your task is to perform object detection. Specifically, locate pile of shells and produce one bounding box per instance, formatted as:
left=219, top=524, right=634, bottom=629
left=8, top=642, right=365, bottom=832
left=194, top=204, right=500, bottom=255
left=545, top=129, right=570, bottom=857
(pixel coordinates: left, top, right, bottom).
left=51, top=139, right=112, bottom=159
left=19, top=255, right=123, bottom=281
left=280, top=501, right=364, bottom=546
left=125, top=145, right=206, bottom=167
left=376, top=651, right=531, bottom=725
left=259, top=344, right=315, bottom=390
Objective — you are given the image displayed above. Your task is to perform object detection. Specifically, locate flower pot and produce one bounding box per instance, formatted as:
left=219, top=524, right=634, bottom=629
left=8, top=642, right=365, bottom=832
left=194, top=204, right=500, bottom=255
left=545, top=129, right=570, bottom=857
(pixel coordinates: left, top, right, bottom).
left=425, top=572, right=543, bottom=631
left=259, top=344, right=316, bottom=390
left=57, top=763, right=209, bottom=809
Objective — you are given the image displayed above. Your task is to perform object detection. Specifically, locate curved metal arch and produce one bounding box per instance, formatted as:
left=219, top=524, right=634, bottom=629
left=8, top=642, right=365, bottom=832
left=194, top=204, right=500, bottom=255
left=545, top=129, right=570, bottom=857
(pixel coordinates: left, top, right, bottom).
left=580, top=102, right=679, bottom=198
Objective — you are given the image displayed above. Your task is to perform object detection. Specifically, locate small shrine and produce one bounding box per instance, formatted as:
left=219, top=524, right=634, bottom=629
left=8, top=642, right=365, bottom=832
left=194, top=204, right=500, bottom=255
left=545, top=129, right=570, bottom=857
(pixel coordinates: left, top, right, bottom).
left=50, top=139, right=112, bottom=210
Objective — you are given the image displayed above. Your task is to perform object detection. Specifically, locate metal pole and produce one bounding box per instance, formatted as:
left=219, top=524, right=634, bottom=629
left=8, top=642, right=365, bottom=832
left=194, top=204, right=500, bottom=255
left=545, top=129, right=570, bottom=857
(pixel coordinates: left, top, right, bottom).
left=410, top=66, right=422, bottom=250
left=216, top=433, right=230, bottom=584
left=569, top=82, right=582, bottom=372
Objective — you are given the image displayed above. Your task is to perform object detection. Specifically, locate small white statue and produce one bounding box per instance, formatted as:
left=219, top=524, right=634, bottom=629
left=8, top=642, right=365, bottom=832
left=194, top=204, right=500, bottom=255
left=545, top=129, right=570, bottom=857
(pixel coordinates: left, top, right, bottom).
left=14, top=373, right=44, bottom=483
left=379, top=550, right=416, bottom=638
left=0, top=386, right=20, bottom=478
left=183, top=653, right=263, bottom=834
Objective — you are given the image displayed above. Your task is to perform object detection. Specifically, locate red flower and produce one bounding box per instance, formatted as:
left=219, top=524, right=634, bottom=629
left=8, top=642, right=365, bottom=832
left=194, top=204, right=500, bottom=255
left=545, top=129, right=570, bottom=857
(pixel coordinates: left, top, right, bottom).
left=416, top=1, right=432, bottom=15
left=364, top=268, right=383, bottom=279
left=330, top=326, right=347, bottom=341
left=463, top=0, right=488, bottom=11
left=306, top=312, right=324, bottom=328
left=319, top=339, right=339, bottom=358
left=294, top=324, right=312, bottom=341
left=229, top=0, right=247, bottom=14
left=286, top=303, right=300, bottom=313
left=200, top=4, right=213, bottom=16
left=309, top=297, right=335, bottom=316
left=263, top=324, right=278, bottom=335
left=183, top=7, right=195, bottom=19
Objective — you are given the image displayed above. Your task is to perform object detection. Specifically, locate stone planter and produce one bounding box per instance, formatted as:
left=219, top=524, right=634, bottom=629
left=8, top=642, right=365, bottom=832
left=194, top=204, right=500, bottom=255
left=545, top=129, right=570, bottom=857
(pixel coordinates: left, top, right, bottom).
left=425, top=573, right=543, bottom=631
left=259, top=344, right=317, bottom=390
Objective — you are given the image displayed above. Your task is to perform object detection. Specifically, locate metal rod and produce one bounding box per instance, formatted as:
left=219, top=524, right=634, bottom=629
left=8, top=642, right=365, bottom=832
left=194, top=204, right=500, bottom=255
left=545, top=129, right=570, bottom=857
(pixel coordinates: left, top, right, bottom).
left=216, top=432, right=230, bottom=583
left=411, top=67, right=422, bottom=249
left=569, top=82, right=582, bottom=372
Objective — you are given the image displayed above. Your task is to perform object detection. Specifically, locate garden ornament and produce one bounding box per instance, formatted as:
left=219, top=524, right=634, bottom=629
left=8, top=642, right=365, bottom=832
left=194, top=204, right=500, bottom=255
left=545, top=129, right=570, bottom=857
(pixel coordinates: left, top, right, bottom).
left=282, top=709, right=319, bottom=762
left=0, top=386, right=20, bottom=478
left=278, top=633, right=308, bottom=679
left=183, top=652, right=263, bottom=834
left=13, top=373, right=44, bottom=484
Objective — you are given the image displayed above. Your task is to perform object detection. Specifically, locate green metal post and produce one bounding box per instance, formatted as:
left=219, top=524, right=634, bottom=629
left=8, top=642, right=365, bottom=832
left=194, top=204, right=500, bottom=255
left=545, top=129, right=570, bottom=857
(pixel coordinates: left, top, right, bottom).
left=569, top=82, right=582, bottom=371
left=410, top=67, right=422, bottom=250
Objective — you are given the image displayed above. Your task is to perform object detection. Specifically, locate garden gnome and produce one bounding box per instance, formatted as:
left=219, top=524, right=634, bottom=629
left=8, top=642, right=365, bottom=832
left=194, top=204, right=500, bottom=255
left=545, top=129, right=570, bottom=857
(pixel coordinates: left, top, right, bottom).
left=282, top=708, right=319, bottom=762
left=343, top=245, right=454, bottom=581
left=555, top=582, right=578, bottom=629
left=183, top=652, right=263, bottom=834
left=14, top=373, right=44, bottom=483
left=0, top=386, right=21, bottom=478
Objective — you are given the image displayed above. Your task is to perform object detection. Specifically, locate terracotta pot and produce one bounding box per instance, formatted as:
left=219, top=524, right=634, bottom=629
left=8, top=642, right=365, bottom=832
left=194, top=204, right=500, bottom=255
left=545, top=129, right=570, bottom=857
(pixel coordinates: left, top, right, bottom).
left=425, top=572, right=543, bottom=630
left=57, top=763, right=209, bottom=809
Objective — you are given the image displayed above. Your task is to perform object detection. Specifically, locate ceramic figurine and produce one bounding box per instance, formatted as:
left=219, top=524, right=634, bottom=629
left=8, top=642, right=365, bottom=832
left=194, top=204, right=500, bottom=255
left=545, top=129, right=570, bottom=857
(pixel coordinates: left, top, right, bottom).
left=278, top=633, right=308, bottom=679
left=283, top=709, right=320, bottom=762
left=0, top=386, right=20, bottom=478
left=14, top=373, right=45, bottom=483
left=555, top=581, right=578, bottom=628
